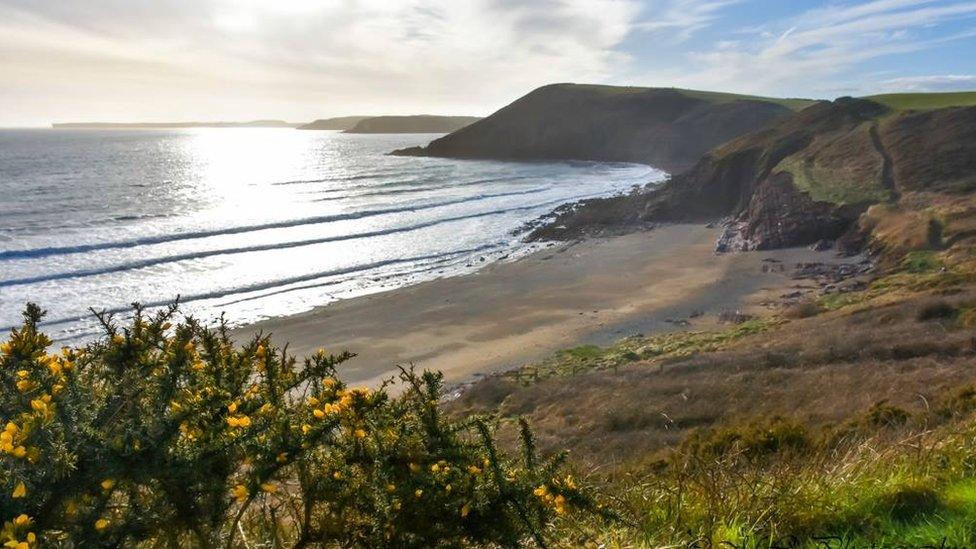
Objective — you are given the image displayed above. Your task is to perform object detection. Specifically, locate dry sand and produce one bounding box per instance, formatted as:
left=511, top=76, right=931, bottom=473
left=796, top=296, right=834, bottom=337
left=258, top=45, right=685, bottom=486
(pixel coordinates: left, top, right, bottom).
left=234, top=224, right=845, bottom=387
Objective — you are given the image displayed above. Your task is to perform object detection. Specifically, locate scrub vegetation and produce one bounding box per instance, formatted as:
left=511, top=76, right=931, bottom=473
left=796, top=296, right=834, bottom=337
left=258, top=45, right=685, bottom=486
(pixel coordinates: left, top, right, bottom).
left=0, top=304, right=601, bottom=548
left=451, top=234, right=976, bottom=546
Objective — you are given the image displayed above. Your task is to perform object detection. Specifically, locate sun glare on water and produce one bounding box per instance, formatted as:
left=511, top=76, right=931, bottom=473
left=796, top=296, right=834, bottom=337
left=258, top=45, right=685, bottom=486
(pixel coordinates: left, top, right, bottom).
left=178, top=128, right=332, bottom=222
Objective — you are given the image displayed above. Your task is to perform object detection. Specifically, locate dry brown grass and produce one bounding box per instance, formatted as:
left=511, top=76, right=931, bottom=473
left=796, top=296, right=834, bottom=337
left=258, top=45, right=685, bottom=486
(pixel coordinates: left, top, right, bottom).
left=450, top=287, right=976, bottom=473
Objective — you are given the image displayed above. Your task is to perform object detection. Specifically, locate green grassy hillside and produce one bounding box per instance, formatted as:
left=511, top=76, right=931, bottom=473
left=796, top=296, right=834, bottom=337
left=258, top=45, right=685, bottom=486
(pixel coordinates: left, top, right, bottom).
left=395, top=83, right=799, bottom=172
left=867, top=91, right=976, bottom=110
left=678, top=88, right=818, bottom=111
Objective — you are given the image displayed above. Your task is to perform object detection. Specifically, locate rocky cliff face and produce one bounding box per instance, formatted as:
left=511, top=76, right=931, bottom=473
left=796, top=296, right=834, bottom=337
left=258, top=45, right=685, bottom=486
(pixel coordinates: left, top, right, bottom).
left=530, top=99, right=976, bottom=254
left=393, top=84, right=797, bottom=173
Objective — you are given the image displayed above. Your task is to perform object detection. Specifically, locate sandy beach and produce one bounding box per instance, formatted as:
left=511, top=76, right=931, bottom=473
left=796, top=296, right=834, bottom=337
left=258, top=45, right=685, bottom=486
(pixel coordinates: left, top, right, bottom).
left=234, top=224, right=844, bottom=387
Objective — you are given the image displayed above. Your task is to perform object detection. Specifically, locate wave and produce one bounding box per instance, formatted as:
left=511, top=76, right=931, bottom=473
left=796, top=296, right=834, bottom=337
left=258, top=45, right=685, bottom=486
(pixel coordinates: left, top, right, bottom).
left=308, top=175, right=540, bottom=202
left=0, top=195, right=567, bottom=288
left=3, top=244, right=499, bottom=332
left=269, top=164, right=442, bottom=186
left=0, top=188, right=548, bottom=262
left=217, top=248, right=476, bottom=307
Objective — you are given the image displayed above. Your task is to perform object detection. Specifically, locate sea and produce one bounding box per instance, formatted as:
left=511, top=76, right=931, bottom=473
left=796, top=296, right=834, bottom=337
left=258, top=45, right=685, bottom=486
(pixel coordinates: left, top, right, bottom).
left=0, top=128, right=664, bottom=344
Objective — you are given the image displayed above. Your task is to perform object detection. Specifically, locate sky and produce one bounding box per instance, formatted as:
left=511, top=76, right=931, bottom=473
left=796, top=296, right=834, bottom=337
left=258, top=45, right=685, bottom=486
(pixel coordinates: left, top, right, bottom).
left=1, top=0, right=975, bottom=127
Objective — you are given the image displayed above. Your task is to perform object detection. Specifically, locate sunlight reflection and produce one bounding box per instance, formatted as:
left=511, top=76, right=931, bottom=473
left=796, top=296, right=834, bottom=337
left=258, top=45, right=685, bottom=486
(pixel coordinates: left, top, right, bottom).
left=181, top=128, right=333, bottom=222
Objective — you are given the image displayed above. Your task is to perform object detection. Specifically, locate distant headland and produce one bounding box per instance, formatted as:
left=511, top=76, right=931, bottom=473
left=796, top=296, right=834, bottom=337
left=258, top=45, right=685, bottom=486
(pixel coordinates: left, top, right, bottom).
left=51, top=120, right=300, bottom=129
left=298, top=115, right=480, bottom=133
left=53, top=115, right=481, bottom=133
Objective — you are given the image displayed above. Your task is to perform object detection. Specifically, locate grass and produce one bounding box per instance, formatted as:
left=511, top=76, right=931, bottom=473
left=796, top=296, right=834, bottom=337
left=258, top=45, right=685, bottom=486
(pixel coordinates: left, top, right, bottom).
left=816, top=251, right=969, bottom=313
left=559, top=83, right=817, bottom=111
left=501, top=318, right=780, bottom=385
left=550, top=412, right=976, bottom=547
left=558, top=85, right=976, bottom=112
left=902, top=250, right=944, bottom=273
left=678, top=88, right=818, bottom=111
left=867, top=91, right=976, bottom=111
left=775, top=153, right=891, bottom=206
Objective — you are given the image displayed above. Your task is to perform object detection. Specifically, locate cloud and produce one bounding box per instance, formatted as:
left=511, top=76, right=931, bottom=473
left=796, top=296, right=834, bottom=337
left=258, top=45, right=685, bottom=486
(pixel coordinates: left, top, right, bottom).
left=0, top=0, right=641, bottom=125
left=651, top=0, right=976, bottom=97
left=878, top=74, right=976, bottom=92
left=634, top=0, right=743, bottom=41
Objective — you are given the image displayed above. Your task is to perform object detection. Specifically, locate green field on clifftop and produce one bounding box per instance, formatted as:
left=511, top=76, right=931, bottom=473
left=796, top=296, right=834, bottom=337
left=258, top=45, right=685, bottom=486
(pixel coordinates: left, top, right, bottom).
left=561, top=83, right=818, bottom=111
left=867, top=91, right=976, bottom=110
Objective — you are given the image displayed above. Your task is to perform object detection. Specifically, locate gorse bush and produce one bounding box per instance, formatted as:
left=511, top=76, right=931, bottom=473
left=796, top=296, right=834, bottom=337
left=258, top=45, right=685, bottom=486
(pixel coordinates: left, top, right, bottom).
left=0, top=303, right=595, bottom=548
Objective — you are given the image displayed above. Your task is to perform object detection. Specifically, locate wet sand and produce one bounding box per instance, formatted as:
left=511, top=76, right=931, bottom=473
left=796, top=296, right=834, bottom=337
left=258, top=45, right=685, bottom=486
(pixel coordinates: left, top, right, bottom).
left=234, top=224, right=840, bottom=387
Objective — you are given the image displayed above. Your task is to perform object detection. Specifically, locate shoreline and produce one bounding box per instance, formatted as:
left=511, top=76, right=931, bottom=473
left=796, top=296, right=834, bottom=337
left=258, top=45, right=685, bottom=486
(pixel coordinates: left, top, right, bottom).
left=232, top=224, right=856, bottom=387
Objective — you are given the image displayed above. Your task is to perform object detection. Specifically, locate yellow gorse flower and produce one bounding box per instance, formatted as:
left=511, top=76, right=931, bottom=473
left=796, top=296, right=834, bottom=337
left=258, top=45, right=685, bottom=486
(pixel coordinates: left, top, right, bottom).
left=0, top=423, right=20, bottom=455
left=226, top=415, right=251, bottom=428
left=12, top=481, right=26, bottom=498
left=13, top=514, right=30, bottom=527
left=553, top=494, right=567, bottom=515
left=94, top=518, right=110, bottom=530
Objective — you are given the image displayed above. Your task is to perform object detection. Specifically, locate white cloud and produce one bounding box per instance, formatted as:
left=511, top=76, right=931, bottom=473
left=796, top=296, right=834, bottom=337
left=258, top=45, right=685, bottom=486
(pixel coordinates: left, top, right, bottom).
left=634, top=0, right=743, bottom=41
left=648, top=0, right=976, bottom=97
left=0, top=0, right=641, bottom=126
left=878, top=74, right=976, bottom=92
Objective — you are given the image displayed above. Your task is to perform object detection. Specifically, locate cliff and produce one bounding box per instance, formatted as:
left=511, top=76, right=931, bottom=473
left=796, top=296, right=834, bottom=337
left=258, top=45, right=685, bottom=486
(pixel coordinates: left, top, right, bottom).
left=530, top=97, right=976, bottom=255
left=392, top=84, right=811, bottom=173
left=345, top=115, right=480, bottom=134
